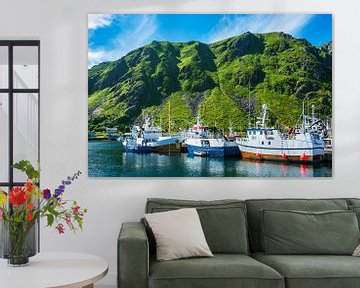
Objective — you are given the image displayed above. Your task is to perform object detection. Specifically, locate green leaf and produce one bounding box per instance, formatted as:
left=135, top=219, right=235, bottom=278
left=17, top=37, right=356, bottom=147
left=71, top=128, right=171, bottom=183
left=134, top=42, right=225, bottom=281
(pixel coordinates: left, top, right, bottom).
left=12, top=160, right=40, bottom=180
left=47, top=214, right=54, bottom=227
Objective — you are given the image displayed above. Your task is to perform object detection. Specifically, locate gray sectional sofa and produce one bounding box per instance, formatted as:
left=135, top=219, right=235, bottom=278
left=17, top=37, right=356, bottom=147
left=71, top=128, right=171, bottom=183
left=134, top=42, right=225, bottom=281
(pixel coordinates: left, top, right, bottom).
left=118, top=198, right=360, bottom=288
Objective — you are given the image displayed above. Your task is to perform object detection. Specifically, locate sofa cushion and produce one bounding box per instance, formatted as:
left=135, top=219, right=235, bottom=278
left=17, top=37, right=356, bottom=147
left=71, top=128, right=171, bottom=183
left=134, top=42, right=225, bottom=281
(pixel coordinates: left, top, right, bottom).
left=252, top=252, right=360, bottom=288
left=146, top=198, right=249, bottom=254
left=149, top=254, right=284, bottom=288
left=246, top=198, right=349, bottom=252
left=261, top=209, right=359, bottom=255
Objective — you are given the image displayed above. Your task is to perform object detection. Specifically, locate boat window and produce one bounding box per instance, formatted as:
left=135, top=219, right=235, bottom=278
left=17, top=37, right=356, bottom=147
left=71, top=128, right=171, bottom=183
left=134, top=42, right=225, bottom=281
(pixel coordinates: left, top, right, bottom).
left=261, top=141, right=264, bottom=145
left=268, top=141, right=271, bottom=145
left=201, top=140, right=210, bottom=147
left=312, top=134, right=320, bottom=140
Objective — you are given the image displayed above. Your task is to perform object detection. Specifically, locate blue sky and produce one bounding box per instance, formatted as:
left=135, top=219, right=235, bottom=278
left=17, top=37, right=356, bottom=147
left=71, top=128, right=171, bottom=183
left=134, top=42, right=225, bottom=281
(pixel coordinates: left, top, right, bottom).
left=88, top=14, right=332, bottom=67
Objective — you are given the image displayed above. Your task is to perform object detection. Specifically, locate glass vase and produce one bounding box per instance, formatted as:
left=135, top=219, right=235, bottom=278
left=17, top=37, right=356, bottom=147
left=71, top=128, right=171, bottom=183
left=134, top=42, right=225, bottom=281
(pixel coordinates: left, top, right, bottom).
left=0, top=220, right=37, bottom=266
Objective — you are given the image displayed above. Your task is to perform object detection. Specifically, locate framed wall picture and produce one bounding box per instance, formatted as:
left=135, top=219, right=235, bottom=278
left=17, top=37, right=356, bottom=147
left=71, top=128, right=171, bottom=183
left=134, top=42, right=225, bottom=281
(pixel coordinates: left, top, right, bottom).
left=88, top=14, right=332, bottom=177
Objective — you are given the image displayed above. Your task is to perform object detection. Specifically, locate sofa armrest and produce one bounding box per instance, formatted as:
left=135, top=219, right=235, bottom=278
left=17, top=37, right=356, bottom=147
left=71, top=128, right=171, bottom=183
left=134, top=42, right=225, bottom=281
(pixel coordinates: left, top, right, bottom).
left=118, top=222, right=149, bottom=288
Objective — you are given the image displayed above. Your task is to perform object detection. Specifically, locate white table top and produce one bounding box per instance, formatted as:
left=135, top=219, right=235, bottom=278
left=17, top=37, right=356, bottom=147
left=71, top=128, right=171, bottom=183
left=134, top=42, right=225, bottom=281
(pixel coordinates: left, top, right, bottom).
left=0, top=252, right=108, bottom=288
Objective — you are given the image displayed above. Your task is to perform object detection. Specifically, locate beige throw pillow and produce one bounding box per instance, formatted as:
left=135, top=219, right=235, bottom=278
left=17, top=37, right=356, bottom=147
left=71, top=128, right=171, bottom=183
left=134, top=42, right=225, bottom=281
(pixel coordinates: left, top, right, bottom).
left=353, top=244, right=360, bottom=256
left=145, top=208, right=213, bottom=261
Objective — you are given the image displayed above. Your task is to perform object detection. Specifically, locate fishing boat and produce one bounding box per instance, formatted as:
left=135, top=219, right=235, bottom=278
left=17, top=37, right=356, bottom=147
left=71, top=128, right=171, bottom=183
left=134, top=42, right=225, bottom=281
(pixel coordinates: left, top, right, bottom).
left=122, top=118, right=184, bottom=153
left=144, top=118, right=184, bottom=153
left=185, top=116, right=240, bottom=157
left=106, top=127, right=120, bottom=141
left=122, top=126, right=151, bottom=153
left=236, top=104, right=324, bottom=163
left=88, top=132, right=97, bottom=140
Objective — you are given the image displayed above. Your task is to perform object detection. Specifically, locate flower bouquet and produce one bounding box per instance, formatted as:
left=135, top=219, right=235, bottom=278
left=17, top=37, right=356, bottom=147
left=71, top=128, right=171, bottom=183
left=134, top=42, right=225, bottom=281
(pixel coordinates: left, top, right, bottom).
left=0, top=160, right=87, bottom=266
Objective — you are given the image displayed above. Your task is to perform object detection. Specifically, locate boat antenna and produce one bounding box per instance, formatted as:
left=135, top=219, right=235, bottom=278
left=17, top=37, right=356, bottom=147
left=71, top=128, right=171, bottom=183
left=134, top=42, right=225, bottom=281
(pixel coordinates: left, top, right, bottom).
left=196, top=114, right=201, bottom=126
left=311, top=104, right=315, bottom=125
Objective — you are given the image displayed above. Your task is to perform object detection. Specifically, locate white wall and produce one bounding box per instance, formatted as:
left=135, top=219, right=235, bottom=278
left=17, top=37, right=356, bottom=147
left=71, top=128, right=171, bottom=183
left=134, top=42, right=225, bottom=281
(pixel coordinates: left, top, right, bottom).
left=1, top=0, right=360, bottom=285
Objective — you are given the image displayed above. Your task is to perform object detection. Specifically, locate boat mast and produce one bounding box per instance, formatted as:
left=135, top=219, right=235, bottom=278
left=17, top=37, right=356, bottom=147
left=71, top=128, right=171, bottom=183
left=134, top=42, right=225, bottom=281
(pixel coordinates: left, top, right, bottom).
left=168, top=102, right=171, bottom=134
left=248, top=78, right=251, bottom=127
left=302, top=102, right=306, bottom=133
left=311, top=104, right=315, bottom=125
left=261, top=104, right=267, bottom=128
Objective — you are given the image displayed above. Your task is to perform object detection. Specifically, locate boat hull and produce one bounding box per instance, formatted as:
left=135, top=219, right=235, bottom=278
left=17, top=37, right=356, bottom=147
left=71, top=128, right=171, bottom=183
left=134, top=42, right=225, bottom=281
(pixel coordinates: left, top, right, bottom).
left=150, top=143, right=181, bottom=153
left=237, top=139, right=324, bottom=163
left=122, top=139, right=151, bottom=153
left=147, top=136, right=183, bottom=153
left=186, top=143, right=240, bottom=157
left=239, top=150, right=324, bottom=163
left=124, top=146, right=151, bottom=153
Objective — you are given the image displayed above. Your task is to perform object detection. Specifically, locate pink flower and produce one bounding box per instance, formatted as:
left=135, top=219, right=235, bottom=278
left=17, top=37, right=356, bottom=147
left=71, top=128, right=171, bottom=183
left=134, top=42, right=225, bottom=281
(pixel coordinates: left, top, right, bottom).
left=0, top=208, right=3, bottom=220
left=65, top=214, right=71, bottom=225
left=56, top=223, right=65, bottom=234
left=72, top=205, right=80, bottom=215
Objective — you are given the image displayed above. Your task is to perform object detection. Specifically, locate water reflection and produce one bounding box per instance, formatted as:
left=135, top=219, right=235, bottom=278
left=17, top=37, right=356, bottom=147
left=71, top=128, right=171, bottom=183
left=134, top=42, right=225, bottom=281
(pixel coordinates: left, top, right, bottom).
left=88, top=141, right=332, bottom=177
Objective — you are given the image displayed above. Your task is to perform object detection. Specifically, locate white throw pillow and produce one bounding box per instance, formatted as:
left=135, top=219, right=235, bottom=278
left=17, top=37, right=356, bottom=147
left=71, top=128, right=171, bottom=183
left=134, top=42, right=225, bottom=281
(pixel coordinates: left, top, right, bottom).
left=145, top=208, right=213, bottom=261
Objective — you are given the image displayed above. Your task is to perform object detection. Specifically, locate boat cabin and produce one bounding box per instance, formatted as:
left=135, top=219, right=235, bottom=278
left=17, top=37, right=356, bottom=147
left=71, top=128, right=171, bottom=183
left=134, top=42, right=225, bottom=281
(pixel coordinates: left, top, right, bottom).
left=246, top=128, right=280, bottom=140
left=143, top=127, right=162, bottom=141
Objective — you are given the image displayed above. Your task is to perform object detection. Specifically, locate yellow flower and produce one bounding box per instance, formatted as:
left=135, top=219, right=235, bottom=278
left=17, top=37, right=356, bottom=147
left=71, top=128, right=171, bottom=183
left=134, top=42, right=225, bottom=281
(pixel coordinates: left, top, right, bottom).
left=0, top=190, right=7, bottom=206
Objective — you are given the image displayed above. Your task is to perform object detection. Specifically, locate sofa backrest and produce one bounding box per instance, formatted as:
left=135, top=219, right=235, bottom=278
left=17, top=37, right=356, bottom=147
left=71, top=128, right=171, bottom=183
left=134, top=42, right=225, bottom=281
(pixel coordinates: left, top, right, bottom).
left=145, top=198, right=249, bottom=254
left=348, top=198, right=360, bottom=207
left=245, top=198, right=350, bottom=252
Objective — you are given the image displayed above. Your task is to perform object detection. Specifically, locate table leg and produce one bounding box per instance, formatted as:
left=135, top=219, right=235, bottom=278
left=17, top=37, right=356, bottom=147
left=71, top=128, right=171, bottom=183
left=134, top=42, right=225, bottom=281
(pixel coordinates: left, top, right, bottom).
left=82, top=284, right=94, bottom=288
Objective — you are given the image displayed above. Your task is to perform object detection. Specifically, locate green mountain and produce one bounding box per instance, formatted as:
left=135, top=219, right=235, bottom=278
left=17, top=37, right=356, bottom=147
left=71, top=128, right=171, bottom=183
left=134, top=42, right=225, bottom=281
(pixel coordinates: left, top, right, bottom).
left=88, top=32, right=332, bottom=133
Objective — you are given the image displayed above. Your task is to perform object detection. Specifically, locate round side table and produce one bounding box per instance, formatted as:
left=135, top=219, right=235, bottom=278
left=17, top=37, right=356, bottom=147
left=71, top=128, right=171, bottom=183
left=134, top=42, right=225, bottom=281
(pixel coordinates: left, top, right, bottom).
left=0, top=252, right=108, bottom=288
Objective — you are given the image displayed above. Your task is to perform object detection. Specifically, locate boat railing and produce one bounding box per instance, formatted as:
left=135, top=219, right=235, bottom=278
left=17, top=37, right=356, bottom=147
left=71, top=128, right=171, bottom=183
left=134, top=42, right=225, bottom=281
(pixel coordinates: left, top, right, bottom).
left=235, top=136, right=248, bottom=142
left=162, top=132, right=184, bottom=137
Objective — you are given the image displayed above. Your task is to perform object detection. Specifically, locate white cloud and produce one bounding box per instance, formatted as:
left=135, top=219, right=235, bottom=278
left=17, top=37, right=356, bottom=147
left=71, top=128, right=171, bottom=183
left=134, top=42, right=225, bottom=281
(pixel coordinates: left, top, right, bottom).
left=88, top=50, right=107, bottom=68
left=88, top=14, right=113, bottom=30
left=114, top=14, right=157, bottom=56
left=88, top=15, right=158, bottom=68
left=208, top=14, right=314, bottom=43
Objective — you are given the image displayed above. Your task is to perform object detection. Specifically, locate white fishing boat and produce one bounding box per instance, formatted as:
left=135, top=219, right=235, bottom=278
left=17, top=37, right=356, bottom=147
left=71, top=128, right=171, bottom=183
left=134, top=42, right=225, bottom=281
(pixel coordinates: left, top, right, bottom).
left=122, top=118, right=184, bottom=153
left=236, top=104, right=324, bottom=162
left=185, top=116, right=240, bottom=157
left=122, top=126, right=151, bottom=153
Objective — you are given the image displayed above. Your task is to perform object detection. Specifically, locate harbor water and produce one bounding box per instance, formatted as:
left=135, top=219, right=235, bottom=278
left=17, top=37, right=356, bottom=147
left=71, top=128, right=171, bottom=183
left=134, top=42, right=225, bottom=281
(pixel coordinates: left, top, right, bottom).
left=88, top=141, right=332, bottom=177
